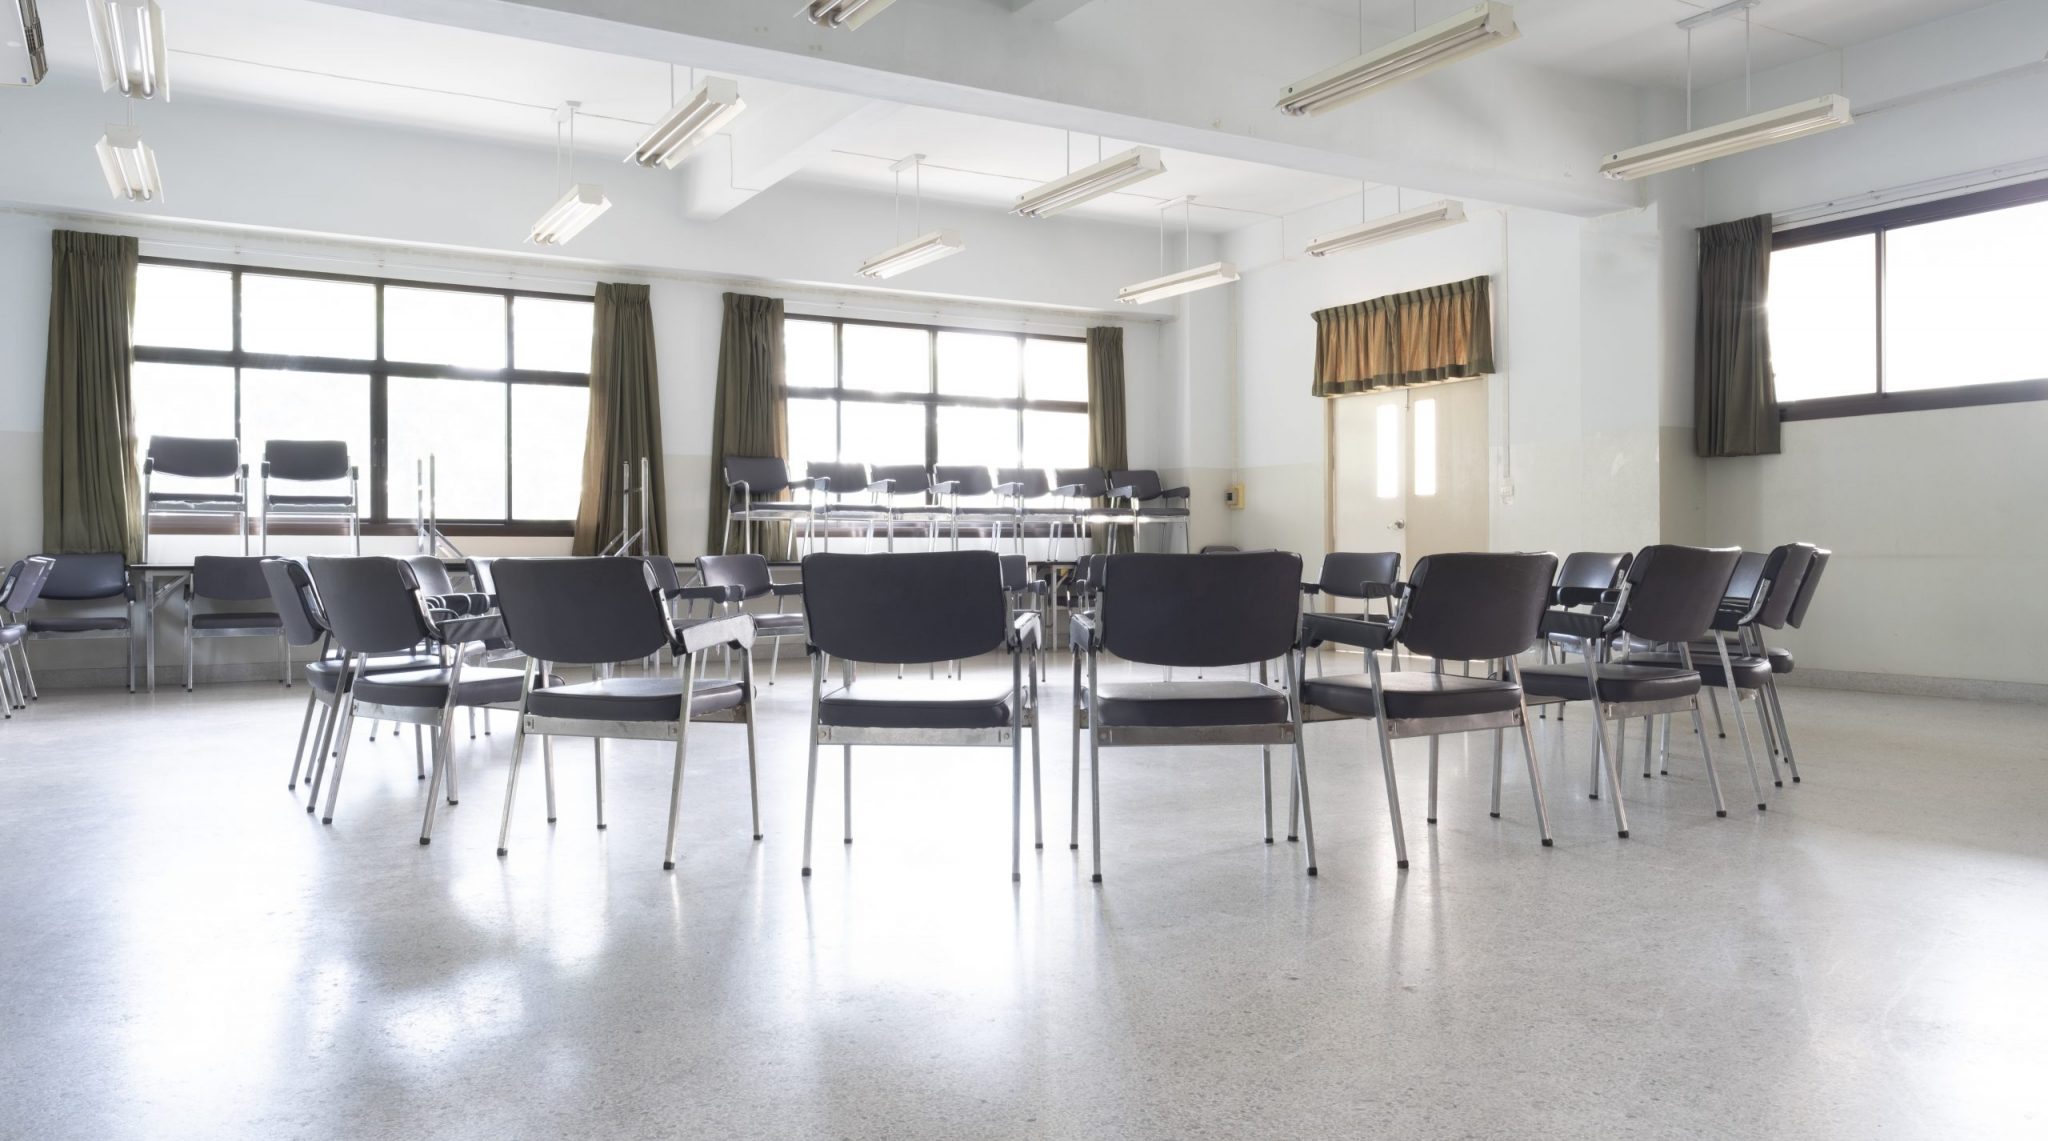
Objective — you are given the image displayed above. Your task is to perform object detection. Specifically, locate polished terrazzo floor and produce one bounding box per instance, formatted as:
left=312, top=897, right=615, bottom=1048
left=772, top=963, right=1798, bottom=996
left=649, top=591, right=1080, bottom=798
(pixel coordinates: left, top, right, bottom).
left=1, top=659, right=2043, bottom=1140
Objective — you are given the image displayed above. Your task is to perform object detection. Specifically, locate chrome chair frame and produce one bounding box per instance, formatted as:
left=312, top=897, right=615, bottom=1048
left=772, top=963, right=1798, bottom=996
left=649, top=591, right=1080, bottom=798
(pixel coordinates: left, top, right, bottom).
left=258, top=441, right=361, bottom=555
left=24, top=553, right=137, bottom=693
left=0, top=557, right=55, bottom=712
left=722, top=456, right=819, bottom=558
left=1107, top=468, right=1192, bottom=553
left=182, top=555, right=288, bottom=690
left=142, top=436, right=248, bottom=560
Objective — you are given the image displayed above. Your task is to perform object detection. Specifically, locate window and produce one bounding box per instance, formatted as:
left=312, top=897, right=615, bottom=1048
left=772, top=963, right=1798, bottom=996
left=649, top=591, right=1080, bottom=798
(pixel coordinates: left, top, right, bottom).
left=131, top=260, right=593, bottom=532
left=1769, top=179, right=2048, bottom=418
left=782, top=316, right=1090, bottom=511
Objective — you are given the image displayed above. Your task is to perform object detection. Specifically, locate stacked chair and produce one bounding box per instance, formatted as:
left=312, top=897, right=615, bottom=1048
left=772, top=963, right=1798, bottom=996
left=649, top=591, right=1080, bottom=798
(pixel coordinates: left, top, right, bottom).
left=182, top=555, right=287, bottom=690
left=720, top=456, right=818, bottom=558
left=23, top=553, right=137, bottom=692
left=1108, top=469, right=1192, bottom=552
left=143, top=436, right=247, bottom=559
left=1300, top=551, right=1402, bottom=675
left=0, top=557, right=55, bottom=712
left=696, top=554, right=806, bottom=684
left=259, top=441, right=361, bottom=555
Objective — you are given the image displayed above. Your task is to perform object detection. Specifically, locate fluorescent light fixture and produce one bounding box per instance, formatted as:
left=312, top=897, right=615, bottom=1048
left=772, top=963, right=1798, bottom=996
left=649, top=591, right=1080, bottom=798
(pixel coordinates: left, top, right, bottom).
left=95, top=125, right=161, bottom=202
left=1013, top=146, right=1165, bottom=219
left=1279, top=2, right=1517, bottom=116
left=4, top=0, right=48, bottom=88
left=804, top=0, right=896, bottom=30
left=1118, top=261, right=1239, bottom=305
left=1307, top=198, right=1467, bottom=257
left=858, top=229, right=964, bottom=279
left=87, top=0, right=167, bottom=100
left=626, top=76, right=745, bottom=169
left=529, top=183, right=611, bottom=246
left=1600, top=94, right=1853, bottom=180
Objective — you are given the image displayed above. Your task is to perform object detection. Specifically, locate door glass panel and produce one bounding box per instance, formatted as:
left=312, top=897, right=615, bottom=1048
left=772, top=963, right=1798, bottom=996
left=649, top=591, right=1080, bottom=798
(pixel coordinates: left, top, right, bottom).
left=1412, top=398, right=1437, bottom=497
left=1375, top=403, right=1401, bottom=499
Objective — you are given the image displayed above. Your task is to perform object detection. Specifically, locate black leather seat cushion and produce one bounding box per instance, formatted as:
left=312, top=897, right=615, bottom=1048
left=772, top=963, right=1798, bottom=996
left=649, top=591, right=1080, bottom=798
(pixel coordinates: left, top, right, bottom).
left=1519, top=662, right=1700, bottom=704
left=527, top=676, right=745, bottom=722
left=1087, top=680, right=1288, bottom=728
left=1302, top=672, right=1522, bottom=720
left=753, top=613, right=806, bottom=634
left=192, top=611, right=282, bottom=630
left=148, top=494, right=243, bottom=508
left=1631, top=652, right=1771, bottom=689
left=27, top=615, right=130, bottom=633
left=304, top=653, right=447, bottom=694
left=267, top=494, right=354, bottom=506
left=1134, top=506, right=1191, bottom=518
left=352, top=666, right=528, bottom=708
left=821, top=679, right=1014, bottom=729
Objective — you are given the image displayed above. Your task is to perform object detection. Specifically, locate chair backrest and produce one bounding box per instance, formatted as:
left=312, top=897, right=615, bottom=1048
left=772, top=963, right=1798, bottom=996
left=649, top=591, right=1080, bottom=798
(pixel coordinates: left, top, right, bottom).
left=192, top=555, right=274, bottom=602
left=308, top=556, right=435, bottom=656
left=724, top=455, right=794, bottom=495
left=1199, top=544, right=1240, bottom=554
left=1785, top=547, right=1831, bottom=629
left=262, top=558, right=328, bottom=647
left=698, top=553, right=773, bottom=601
left=464, top=557, right=497, bottom=594
left=807, top=461, right=872, bottom=497
left=494, top=557, right=672, bottom=666
left=405, top=555, right=458, bottom=598
left=1055, top=467, right=1109, bottom=497
left=1073, top=553, right=1108, bottom=596
left=1317, top=551, right=1401, bottom=600
left=1, top=557, right=55, bottom=616
left=1396, top=552, right=1558, bottom=662
left=1616, top=545, right=1743, bottom=645
left=641, top=554, right=683, bottom=596
left=996, top=467, right=1050, bottom=499
left=1099, top=551, right=1302, bottom=668
left=263, top=440, right=351, bottom=483
left=148, top=436, right=240, bottom=479
left=1553, top=551, right=1629, bottom=607
left=935, top=465, right=993, bottom=497
left=803, top=551, right=1007, bottom=664
left=1724, top=550, right=1768, bottom=603
left=999, top=553, right=1030, bottom=592
left=37, top=552, right=130, bottom=602
left=870, top=464, right=934, bottom=499
left=1752, top=542, right=1818, bottom=630
left=1109, top=469, right=1162, bottom=499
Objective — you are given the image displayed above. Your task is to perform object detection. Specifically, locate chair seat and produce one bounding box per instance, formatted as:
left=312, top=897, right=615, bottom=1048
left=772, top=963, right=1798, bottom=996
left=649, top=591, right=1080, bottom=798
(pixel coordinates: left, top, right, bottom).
left=821, top=679, right=1015, bottom=729
left=1518, top=662, right=1700, bottom=704
left=1302, top=672, right=1523, bottom=721
left=1133, top=506, right=1191, bottom=519
left=1087, top=680, right=1289, bottom=728
left=27, top=615, right=131, bottom=633
left=1768, top=646, right=1793, bottom=674
left=191, top=611, right=282, bottom=630
left=753, top=613, right=806, bottom=633
left=304, top=653, right=446, bottom=694
left=148, top=494, right=244, bottom=509
left=351, top=665, right=528, bottom=709
left=1631, top=652, right=1771, bottom=689
left=527, top=676, right=745, bottom=723
left=267, top=494, right=355, bottom=506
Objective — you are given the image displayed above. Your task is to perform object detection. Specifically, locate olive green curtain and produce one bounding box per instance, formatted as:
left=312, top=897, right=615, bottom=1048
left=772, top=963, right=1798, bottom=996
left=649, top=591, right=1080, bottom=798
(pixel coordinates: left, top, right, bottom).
left=1085, top=326, right=1131, bottom=551
left=705, top=292, right=788, bottom=557
left=572, top=283, right=667, bottom=555
left=1694, top=214, right=1781, bottom=457
left=42, top=230, right=142, bottom=561
left=1311, top=275, right=1494, bottom=397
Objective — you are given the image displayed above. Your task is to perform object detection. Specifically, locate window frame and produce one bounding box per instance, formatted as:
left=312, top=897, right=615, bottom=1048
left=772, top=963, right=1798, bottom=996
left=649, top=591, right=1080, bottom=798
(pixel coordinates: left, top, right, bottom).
left=1772, top=177, right=2048, bottom=422
left=133, top=257, right=592, bottom=536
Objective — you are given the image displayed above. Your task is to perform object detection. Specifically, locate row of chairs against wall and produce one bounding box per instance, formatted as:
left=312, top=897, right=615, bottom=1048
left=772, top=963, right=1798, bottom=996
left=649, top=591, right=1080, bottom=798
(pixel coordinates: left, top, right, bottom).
left=141, top=435, right=361, bottom=559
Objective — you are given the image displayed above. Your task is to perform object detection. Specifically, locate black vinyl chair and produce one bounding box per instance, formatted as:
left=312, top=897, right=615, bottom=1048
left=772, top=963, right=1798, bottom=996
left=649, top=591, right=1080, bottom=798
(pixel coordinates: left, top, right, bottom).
left=869, top=465, right=953, bottom=551
left=1051, top=467, right=1133, bottom=559
left=183, top=555, right=286, bottom=690
left=1541, top=550, right=1633, bottom=670
left=806, top=461, right=889, bottom=551
left=721, top=456, right=818, bottom=558
left=0, top=557, right=55, bottom=712
left=1298, top=553, right=1559, bottom=871
left=697, top=553, right=805, bottom=684
left=25, top=552, right=137, bottom=692
left=1071, top=551, right=1311, bottom=881
left=405, top=556, right=493, bottom=618
left=799, top=550, right=1041, bottom=882
left=933, top=465, right=1011, bottom=550
left=463, top=556, right=497, bottom=596
left=1301, top=551, right=1402, bottom=675
left=143, top=436, right=248, bottom=559
left=492, top=557, right=757, bottom=869
left=1107, top=469, right=1192, bottom=552
left=259, top=440, right=360, bottom=555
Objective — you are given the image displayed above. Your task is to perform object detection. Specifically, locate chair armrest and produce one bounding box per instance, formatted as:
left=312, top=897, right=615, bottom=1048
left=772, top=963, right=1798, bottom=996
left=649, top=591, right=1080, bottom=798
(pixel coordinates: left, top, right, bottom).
left=673, top=614, right=755, bottom=655
left=1069, top=611, right=1099, bottom=651
left=1539, top=609, right=1608, bottom=641
left=1009, top=611, right=1041, bottom=651
left=770, top=581, right=804, bottom=598
left=1108, top=484, right=1139, bottom=499
left=1300, top=582, right=1321, bottom=596
left=931, top=479, right=961, bottom=494
left=142, top=456, right=156, bottom=475
left=433, top=613, right=506, bottom=647
left=1050, top=483, right=1086, bottom=497
left=673, top=584, right=742, bottom=604
left=992, top=481, right=1023, bottom=495
left=1302, top=613, right=1392, bottom=651
left=868, top=478, right=896, bottom=493
left=1158, top=486, right=1191, bottom=499
left=1359, top=580, right=1398, bottom=600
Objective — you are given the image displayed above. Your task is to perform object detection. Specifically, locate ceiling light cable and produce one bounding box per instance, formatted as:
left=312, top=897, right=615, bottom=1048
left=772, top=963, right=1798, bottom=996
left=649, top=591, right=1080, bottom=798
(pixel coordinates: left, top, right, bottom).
left=1744, top=7, right=1753, bottom=113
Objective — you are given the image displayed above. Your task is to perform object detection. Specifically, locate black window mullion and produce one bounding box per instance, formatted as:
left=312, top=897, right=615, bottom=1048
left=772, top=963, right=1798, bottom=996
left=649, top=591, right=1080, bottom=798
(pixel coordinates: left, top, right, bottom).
left=504, top=294, right=517, bottom=522
left=371, top=282, right=388, bottom=523
left=1873, top=229, right=1887, bottom=398
left=925, top=328, right=938, bottom=470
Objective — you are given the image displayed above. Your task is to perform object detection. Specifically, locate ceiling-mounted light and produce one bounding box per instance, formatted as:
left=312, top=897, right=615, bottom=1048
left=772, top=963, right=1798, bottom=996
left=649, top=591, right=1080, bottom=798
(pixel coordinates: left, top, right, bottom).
left=529, top=183, right=610, bottom=246
left=95, top=124, right=161, bottom=202
left=87, top=0, right=167, bottom=100
left=1600, top=95, right=1852, bottom=179
left=1308, top=198, right=1467, bottom=257
left=1013, top=146, right=1165, bottom=219
left=1279, top=2, right=1517, bottom=116
left=4, top=0, right=49, bottom=88
left=627, top=75, right=745, bottom=169
left=804, top=0, right=896, bottom=31
left=1118, top=262, right=1239, bottom=305
left=859, top=230, right=965, bottom=279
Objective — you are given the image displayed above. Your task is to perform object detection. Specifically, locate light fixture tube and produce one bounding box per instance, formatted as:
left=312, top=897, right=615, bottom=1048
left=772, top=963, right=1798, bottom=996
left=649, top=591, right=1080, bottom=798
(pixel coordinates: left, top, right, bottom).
left=1013, top=145, right=1166, bottom=219
left=626, top=76, right=745, bottom=169
left=87, top=0, right=167, bottom=100
left=4, top=0, right=49, bottom=88
left=1117, top=261, right=1239, bottom=305
left=1278, top=2, right=1516, bottom=116
left=804, top=0, right=897, bottom=31
left=858, top=229, right=965, bottom=279
left=529, top=183, right=611, bottom=246
left=1599, top=94, right=1853, bottom=180
left=1307, top=199, right=1467, bottom=257
left=95, top=124, right=161, bottom=202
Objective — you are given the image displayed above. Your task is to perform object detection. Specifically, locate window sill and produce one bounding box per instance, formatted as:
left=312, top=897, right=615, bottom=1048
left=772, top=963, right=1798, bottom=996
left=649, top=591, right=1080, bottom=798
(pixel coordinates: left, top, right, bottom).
left=1779, top=378, right=2048, bottom=422
left=146, top=520, right=574, bottom=539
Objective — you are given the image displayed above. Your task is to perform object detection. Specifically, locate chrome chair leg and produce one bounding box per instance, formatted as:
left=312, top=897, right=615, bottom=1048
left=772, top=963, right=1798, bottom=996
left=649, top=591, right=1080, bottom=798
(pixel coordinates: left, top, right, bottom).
left=493, top=717, right=532, bottom=857
left=287, top=687, right=319, bottom=788
left=543, top=735, right=557, bottom=823
left=1514, top=705, right=1555, bottom=847
left=319, top=700, right=361, bottom=824
left=1489, top=728, right=1504, bottom=817
left=841, top=745, right=853, bottom=844
left=743, top=657, right=763, bottom=840
left=1069, top=647, right=1083, bottom=851
left=1593, top=715, right=1630, bottom=838
left=661, top=652, right=698, bottom=870
left=1714, top=638, right=1767, bottom=811
left=801, top=653, right=823, bottom=877
left=1765, top=679, right=1802, bottom=784
left=1285, top=651, right=1317, bottom=875
left=594, top=739, right=607, bottom=830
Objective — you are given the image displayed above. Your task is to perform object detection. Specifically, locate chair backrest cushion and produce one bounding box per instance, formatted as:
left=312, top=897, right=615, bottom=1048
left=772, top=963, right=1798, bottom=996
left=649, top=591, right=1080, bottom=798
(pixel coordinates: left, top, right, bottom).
left=803, top=551, right=1006, bottom=664
left=405, top=556, right=458, bottom=598
left=494, top=557, right=671, bottom=665
left=464, top=557, right=497, bottom=594
left=149, top=436, right=240, bottom=479
left=308, top=556, right=434, bottom=655
left=870, top=464, right=933, bottom=498
left=1724, top=550, right=1768, bottom=605
left=1100, top=552, right=1302, bottom=668
left=1318, top=551, right=1401, bottom=599
left=1785, top=547, right=1830, bottom=629
left=37, top=552, right=130, bottom=602
left=996, top=467, right=1050, bottom=498
left=1, top=557, right=56, bottom=615
left=1554, top=551, right=1628, bottom=607
left=1055, top=467, right=1108, bottom=497
left=1619, top=545, right=1743, bottom=644
left=641, top=554, right=683, bottom=596
left=1398, top=552, right=1558, bottom=662
left=935, top=465, right=993, bottom=497
left=724, top=455, right=792, bottom=495
left=698, top=554, right=773, bottom=600
left=1109, top=469, right=1162, bottom=499
left=193, top=555, right=275, bottom=602
left=806, top=461, right=872, bottom=496
left=262, top=558, right=328, bottom=646
left=264, top=440, right=351, bottom=482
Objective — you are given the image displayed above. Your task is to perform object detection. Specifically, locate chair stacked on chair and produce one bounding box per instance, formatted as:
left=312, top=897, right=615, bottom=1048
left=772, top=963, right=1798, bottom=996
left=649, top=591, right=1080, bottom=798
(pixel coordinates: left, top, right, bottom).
left=0, top=557, right=55, bottom=712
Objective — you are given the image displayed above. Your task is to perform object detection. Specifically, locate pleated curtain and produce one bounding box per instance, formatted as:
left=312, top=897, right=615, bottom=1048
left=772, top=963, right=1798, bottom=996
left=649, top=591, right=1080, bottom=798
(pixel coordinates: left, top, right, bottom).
left=1085, top=326, right=1131, bottom=552
left=705, top=293, right=788, bottom=557
left=42, top=230, right=143, bottom=561
left=572, top=283, right=668, bottom=555
left=1694, top=214, right=1782, bottom=457
left=1311, top=275, right=1495, bottom=397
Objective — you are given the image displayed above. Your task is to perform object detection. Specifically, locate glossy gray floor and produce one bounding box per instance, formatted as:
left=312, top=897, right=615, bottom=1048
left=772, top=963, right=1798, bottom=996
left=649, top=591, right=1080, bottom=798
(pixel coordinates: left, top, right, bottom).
left=1, top=662, right=2044, bottom=1140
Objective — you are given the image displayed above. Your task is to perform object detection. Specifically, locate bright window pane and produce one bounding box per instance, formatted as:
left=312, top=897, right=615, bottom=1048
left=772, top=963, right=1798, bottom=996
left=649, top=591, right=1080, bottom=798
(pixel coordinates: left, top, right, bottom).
left=786, top=319, right=836, bottom=390
left=242, top=370, right=370, bottom=515
left=1884, top=200, right=2048, bottom=392
left=133, top=363, right=235, bottom=494
left=1375, top=403, right=1400, bottom=499
left=1769, top=235, right=1877, bottom=401
left=511, top=296, right=593, bottom=373
left=937, top=331, right=1019, bottom=398
left=1412, top=397, right=1437, bottom=497
left=841, top=325, right=928, bottom=394
left=788, top=398, right=837, bottom=474
left=838, top=402, right=925, bottom=466
left=1024, top=338, right=1087, bottom=402
left=938, top=406, right=1020, bottom=467
left=386, top=286, right=506, bottom=370
left=511, top=385, right=588, bottom=520
left=387, top=379, right=508, bottom=519
left=1022, top=410, right=1088, bottom=469
left=241, top=275, right=374, bottom=359
left=134, top=265, right=231, bottom=350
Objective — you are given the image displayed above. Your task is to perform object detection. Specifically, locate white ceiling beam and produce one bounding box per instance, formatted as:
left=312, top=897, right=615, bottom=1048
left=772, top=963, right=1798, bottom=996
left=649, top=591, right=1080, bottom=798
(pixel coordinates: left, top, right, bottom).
left=675, top=88, right=887, bottom=220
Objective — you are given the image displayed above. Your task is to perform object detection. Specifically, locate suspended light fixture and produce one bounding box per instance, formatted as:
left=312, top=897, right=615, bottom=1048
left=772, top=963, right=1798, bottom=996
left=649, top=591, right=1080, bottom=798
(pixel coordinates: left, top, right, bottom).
left=1119, top=197, right=1236, bottom=305
left=1307, top=196, right=1466, bottom=257
left=1014, top=145, right=1164, bottom=219
left=859, top=154, right=963, bottom=279
left=626, top=74, right=745, bottom=169
left=4, top=0, right=49, bottom=88
left=1278, top=2, right=1517, bottom=117
left=530, top=102, right=611, bottom=245
left=804, top=0, right=897, bottom=31
left=95, top=124, right=161, bottom=201
left=87, top=0, right=167, bottom=100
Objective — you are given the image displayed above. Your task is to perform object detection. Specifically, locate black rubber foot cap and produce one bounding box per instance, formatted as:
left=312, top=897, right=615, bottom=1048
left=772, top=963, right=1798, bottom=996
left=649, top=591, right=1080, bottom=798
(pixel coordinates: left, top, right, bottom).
left=1396, top=859, right=1409, bottom=869
left=596, top=823, right=607, bottom=831
left=800, top=867, right=811, bottom=877
left=1489, top=812, right=1500, bottom=818
left=1035, top=842, right=1045, bottom=849
left=418, top=837, right=430, bottom=846
left=1642, top=773, right=1652, bottom=779
left=663, top=861, right=675, bottom=871
left=1716, top=810, right=1728, bottom=817
left=1425, top=817, right=1437, bottom=824
left=843, top=838, right=852, bottom=845
left=546, top=817, right=556, bottom=824
left=1660, top=770, right=1669, bottom=776
left=304, top=806, right=314, bottom=814
left=1618, top=829, right=1630, bottom=838
left=1774, top=780, right=1783, bottom=787
left=1264, top=838, right=1274, bottom=844
left=320, top=816, right=332, bottom=825
left=1090, top=873, right=1102, bottom=883
left=1068, top=843, right=1079, bottom=850
left=1286, top=834, right=1298, bottom=842
left=1757, top=803, right=1767, bottom=811
left=1718, top=733, right=1727, bottom=739
left=753, top=834, right=763, bottom=841
left=447, top=799, right=458, bottom=807
left=1011, top=873, right=1021, bottom=882
left=1306, top=866, right=1318, bottom=876
left=1588, top=793, right=1600, bottom=800
left=417, top=775, right=426, bottom=781
left=1541, top=838, right=1554, bottom=847
left=1792, top=776, right=1802, bottom=783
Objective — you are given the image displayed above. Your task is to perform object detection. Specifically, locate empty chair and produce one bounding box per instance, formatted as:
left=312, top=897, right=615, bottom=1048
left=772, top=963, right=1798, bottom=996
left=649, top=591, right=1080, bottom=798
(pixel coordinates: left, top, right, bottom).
left=143, top=436, right=247, bottom=559
left=1301, top=551, right=1402, bottom=674
left=1298, top=553, right=1559, bottom=872
left=492, top=557, right=758, bottom=869
left=933, top=465, right=1011, bottom=549
left=24, top=553, right=136, bottom=692
left=697, top=553, right=805, bottom=684
left=182, top=555, right=287, bottom=690
left=0, top=557, right=56, bottom=712
left=799, top=550, right=1041, bottom=881
left=806, top=461, right=888, bottom=550
left=259, top=440, right=360, bottom=555
left=869, top=464, right=953, bottom=550
left=463, top=556, right=497, bottom=597
left=993, top=467, right=1063, bottom=555
left=1051, top=467, right=1134, bottom=558
left=1543, top=551, right=1632, bottom=664
left=1108, top=469, right=1192, bottom=552
left=406, top=555, right=492, bottom=618
left=721, top=456, right=817, bottom=558
left=1071, top=551, right=1311, bottom=881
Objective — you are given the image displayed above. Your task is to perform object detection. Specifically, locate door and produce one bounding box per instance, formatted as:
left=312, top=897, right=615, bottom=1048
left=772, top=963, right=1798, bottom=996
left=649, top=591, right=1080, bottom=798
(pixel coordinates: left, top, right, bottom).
left=1327, top=380, right=1490, bottom=568
left=1327, top=388, right=1408, bottom=561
